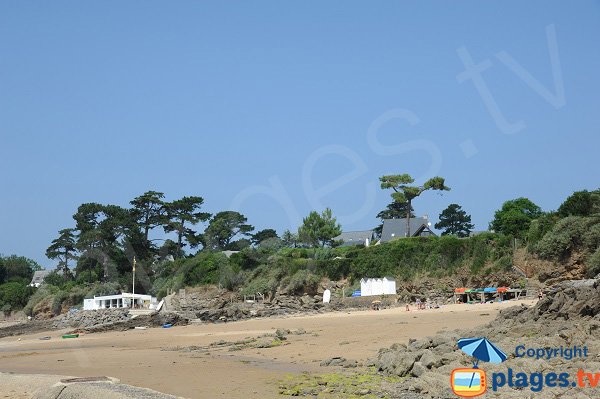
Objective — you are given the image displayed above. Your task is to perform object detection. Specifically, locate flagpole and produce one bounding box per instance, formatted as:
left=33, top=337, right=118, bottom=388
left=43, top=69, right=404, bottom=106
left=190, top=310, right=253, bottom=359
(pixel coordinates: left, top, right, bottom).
left=132, top=257, right=136, bottom=309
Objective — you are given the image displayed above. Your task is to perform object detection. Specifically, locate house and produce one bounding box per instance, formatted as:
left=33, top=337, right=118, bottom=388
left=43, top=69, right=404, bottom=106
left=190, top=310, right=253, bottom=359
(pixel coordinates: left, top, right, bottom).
left=379, top=217, right=436, bottom=243
left=83, top=292, right=158, bottom=311
left=334, top=230, right=374, bottom=247
left=29, top=270, right=52, bottom=287
left=360, top=277, right=396, bottom=296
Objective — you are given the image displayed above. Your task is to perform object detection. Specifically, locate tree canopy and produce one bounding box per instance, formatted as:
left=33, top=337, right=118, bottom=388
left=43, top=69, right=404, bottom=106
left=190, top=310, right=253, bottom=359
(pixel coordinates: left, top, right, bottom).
left=557, top=189, right=600, bottom=217
left=202, top=211, right=254, bottom=251
left=46, top=228, right=77, bottom=278
left=434, top=203, right=474, bottom=237
left=489, top=197, right=543, bottom=238
left=251, top=229, right=279, bottom=246
left=164, top=196, right=211, bottom=255
left=380, top=174, right=449, bottom=237
left=297, top=208, right=342, bottom=247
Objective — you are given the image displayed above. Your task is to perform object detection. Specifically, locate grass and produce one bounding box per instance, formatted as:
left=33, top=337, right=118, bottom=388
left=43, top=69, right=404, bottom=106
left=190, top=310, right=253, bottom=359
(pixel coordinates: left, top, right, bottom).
left=278, top=368, right=402, bottom=398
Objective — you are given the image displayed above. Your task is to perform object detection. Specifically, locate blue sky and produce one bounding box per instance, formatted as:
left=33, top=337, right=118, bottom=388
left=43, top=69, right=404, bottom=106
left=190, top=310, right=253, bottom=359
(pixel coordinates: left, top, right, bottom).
left=1, top=1, right=599, bottom=267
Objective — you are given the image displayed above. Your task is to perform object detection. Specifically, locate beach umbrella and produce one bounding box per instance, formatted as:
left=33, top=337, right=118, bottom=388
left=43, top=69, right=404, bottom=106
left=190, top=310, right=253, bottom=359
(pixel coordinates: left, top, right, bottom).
left=457, top=337, right=507, bottom=364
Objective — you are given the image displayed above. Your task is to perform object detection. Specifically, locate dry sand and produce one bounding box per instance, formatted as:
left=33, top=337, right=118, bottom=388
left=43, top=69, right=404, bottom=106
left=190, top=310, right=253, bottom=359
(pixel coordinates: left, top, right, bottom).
left=0, top=301, right=535, bottom=398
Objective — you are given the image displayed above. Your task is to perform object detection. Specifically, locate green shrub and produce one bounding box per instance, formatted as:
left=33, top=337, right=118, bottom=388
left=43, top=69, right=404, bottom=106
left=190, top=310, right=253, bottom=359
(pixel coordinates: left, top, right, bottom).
left=587, top=248, right=600, bottom=278
left=0, top=282, right=33, bottom=314
left=533, top=216, right=599, bottom=259
left=527, top=213, right=558, bottom=250
left=286, top=270, right=319, bottom=294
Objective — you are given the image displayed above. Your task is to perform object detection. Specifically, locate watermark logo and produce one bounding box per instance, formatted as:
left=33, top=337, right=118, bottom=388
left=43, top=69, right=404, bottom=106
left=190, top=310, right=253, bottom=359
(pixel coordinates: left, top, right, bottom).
left=451, top=338, right=598, bottom=396
left=450, top=337, right=507, bottom=398
left=451, top=368, right=486, bottom=398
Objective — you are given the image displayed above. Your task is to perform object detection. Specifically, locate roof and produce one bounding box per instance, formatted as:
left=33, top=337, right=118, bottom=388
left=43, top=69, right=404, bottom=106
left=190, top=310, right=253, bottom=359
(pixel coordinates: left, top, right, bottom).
left=221, top=250, right=240, bottom=258
left=334, top=230, right=374, bottom=246
left=380, top=217, right=436, bottom=242
left=92, top=293, right=154, bottom=300
left=30, top=270, right=52, bottom=285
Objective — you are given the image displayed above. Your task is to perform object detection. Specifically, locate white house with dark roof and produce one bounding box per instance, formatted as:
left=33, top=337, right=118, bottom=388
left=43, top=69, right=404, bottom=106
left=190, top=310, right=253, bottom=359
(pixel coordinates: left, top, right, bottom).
left=380, top=217, right=436, bottom=243
left=334, top=230, right=374, bottom=247
left=29, top=270, right=52, bottom=287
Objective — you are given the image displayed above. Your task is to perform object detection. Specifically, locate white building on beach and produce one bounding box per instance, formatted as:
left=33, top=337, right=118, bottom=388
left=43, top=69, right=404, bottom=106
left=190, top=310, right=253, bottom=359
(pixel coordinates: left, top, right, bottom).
left=360, top=277, right=396, bottom=296
left=83, top=293, right=158, bottom=311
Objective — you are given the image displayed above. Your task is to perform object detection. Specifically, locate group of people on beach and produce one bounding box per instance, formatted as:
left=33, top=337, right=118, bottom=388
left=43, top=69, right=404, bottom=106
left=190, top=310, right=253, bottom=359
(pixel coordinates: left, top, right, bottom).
left=405, top=298, right=440, bottom=311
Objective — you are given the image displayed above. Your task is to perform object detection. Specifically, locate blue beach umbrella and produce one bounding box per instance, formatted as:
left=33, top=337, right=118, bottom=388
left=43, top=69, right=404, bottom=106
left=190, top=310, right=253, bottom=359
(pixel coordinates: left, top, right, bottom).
left=458, top=337, right=507, bottom=364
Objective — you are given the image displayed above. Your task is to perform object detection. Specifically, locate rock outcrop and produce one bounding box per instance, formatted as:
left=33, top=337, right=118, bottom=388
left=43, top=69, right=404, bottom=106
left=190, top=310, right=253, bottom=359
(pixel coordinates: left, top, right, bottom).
left=374, top=279, right=600, bottom=398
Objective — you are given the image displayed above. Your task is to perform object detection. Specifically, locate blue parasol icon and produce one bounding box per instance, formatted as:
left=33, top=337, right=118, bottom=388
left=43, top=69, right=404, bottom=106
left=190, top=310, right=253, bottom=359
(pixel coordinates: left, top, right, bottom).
left=458, top=337, right=507, bottom=365
left=457, top=337, right=508, bottom=389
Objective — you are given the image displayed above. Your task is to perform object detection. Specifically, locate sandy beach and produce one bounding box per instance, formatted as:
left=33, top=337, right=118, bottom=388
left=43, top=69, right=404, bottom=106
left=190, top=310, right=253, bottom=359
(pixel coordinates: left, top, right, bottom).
left=0, top=301, right=534, bottom=398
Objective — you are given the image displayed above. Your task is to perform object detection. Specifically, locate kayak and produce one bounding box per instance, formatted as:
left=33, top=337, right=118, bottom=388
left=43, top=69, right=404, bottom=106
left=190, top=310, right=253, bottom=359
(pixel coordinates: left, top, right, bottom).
left=62, top=334, right=79, bottom=339
left=162, top=323, right=172, bottom=328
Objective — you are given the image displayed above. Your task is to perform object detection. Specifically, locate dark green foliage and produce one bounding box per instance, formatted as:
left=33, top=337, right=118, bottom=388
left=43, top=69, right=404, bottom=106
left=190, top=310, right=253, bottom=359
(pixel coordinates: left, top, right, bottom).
left=164, top=196, right=211, bottom=255
left=251, top=229, right=279, bottom=246
left=346, top=235, right=478, bottom=280
left=435, top=203, right=474, bottom=237
left=46, top=228, right=77, bottom=278
left=489, top=198, right=543, bottom=238
left=0, top=255, right=42, bottom=284
left=297, top=208, right=342, bottom=248
left=0, top=282, right=33, bottom=314
left=202, top=211, right=254, bottom=251
left=557, top=189, right=600, bottom=217
left=130, top=191, right=167, bottom=242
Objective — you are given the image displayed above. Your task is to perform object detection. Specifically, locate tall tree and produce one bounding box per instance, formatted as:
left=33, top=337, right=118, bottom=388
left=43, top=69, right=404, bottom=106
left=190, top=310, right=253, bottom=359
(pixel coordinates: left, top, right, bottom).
left=46, top=228, right=78, bottom=278
left=374, top=201, right=415, bottom=237
left=202, top=211, right=254, bottom=251
left=434, top=204, right=474, bottom=237
left=72, top=203, right=135, bottom=281
left=251, top=229, right=279, bottom=246
left=489, top=197, right=543, bottom=238
left=297, top=208, right=342, bottom=247
left=380, top=174, right=450, bottom=237
left=281, top=229, right=299, bottom=248
left=164, top=196, right=211, bottom=256
left=130, top=191, right=167, bottom=242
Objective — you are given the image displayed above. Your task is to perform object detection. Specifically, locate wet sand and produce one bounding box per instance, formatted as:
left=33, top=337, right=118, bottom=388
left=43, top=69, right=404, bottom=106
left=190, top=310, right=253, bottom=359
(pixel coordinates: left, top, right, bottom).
left=0, top=301, right=534, bottom=398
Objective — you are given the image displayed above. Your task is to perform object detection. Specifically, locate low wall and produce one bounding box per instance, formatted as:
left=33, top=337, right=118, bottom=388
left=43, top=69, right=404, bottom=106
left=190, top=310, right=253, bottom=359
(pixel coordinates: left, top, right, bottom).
left=329, top=295, right=399, bottom=309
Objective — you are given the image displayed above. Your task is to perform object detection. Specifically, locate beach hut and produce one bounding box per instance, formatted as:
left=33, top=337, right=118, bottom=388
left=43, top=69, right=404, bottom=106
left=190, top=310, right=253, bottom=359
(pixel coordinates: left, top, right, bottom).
left=359, top=277, right=396, bottom=296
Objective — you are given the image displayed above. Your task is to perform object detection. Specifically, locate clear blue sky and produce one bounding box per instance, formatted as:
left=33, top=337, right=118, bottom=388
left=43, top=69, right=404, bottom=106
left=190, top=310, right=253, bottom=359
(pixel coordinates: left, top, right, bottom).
left=1, top=1, right=599, bottom=267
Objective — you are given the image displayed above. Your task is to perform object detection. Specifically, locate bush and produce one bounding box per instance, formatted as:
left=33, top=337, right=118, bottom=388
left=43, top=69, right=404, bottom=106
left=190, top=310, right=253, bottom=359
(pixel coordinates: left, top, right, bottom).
left=286, top=269, right=319, bottom=294
left=23, top=284, right=57, bottom=316
left=587, top=248, right=600, bottom=278
left=533, top=216, right=599, bottom=260
left=527, top=213, right=559, bottom=250
left=0, top=282, right=33, bottom=314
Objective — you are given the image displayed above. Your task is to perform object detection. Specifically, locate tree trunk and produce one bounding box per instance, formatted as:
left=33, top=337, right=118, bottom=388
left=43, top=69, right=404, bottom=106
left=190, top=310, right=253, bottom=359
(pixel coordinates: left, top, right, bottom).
left=406, top=200, right=412, bottom=237
left=177, top=218, right=184, bottom=256
left=64, top=249, right=68, bottom=277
